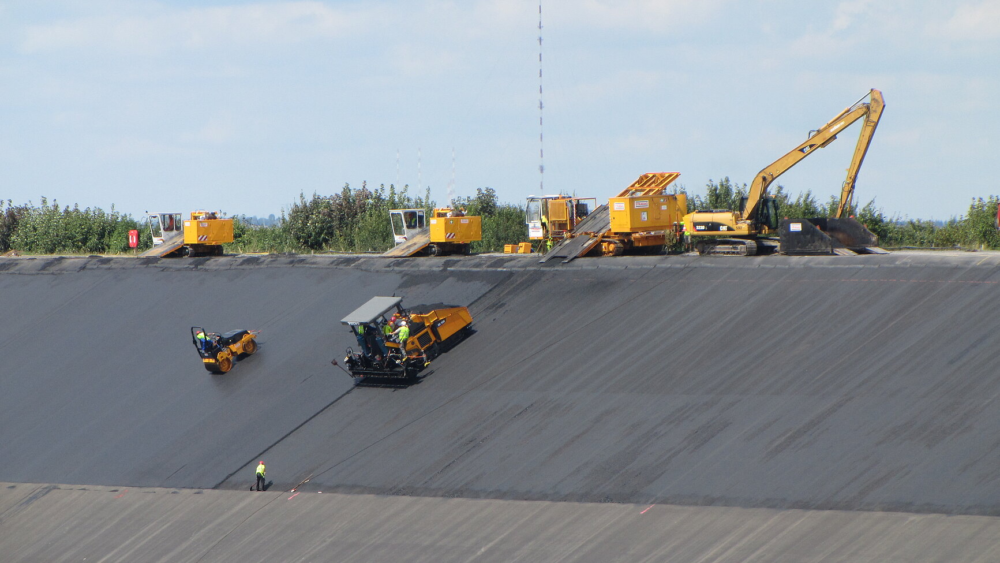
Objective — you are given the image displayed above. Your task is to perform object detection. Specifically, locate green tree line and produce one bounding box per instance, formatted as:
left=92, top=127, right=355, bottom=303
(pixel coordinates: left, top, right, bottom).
left=0, top=198, right=150, bottom=254
left=4, top=181, right=1000, bottom=255
left=1, top=184, right=529, bottom=255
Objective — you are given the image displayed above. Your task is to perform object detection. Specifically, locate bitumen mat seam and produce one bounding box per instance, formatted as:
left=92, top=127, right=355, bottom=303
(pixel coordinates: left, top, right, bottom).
left=212, top=387, right=358, bottom=490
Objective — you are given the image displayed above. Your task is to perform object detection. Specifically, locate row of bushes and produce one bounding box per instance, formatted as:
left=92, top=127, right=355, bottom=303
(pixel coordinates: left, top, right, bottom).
left=0, top=198, right=150, bottom=254
left=4, top=182, right=1000, bottom=255
left=228, top=183, right=528, bottom=254
left=0, top=184, right=529, bottom=255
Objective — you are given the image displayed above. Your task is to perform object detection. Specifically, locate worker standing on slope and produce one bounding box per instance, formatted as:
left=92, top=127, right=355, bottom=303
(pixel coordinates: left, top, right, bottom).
left=255, top=460, right=266, bottom=491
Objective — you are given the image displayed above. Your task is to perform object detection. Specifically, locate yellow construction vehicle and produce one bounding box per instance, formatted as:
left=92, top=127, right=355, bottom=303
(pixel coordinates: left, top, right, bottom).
left=685, top=89, right=885, bottom=256
left=523, top=195, right=597, bottom=251
left=382, top=208, right=482, bottom=257
left=191, top=326, right=258, bottom=374
left=337, top=296, right=474, bottom=384
left=540, top=173, right=687, bottom=262
left=141, top=210, right=234, bottom=258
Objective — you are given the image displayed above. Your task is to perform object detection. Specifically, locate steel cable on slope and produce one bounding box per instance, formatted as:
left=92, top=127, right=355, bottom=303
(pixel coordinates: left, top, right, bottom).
left=292, top=267, right=674, bottom=489
left=211, top=385, right=356, bottom=491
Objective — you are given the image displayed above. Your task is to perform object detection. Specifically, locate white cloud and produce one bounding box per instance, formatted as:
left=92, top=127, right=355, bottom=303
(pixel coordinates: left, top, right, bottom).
left=19, top=2, right=374, bottom=54
left=832, top=0, right=876, bottom=31
left=940, top=0, right=1000, bottom=40
left=389, top=43, right=462, bottom=77
left=557, top=0, right=727, bottom=30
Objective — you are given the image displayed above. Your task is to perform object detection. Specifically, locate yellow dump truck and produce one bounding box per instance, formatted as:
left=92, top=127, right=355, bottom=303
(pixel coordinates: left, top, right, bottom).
left=383, top=208, right=482, bottom=257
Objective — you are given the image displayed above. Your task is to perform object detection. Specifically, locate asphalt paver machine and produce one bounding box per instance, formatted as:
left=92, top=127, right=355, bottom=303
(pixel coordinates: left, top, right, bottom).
left=338, top=296, right=473, bottom=384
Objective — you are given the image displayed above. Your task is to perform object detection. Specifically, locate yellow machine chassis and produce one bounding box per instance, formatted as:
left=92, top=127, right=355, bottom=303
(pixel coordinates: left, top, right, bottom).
left=203, top=332, right=258, bottom=374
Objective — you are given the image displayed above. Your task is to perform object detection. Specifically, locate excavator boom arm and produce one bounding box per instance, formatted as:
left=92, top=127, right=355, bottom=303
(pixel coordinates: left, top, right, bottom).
left=742, top=89, right=884, bottom=223
left=835, top=90, right=884, bottom=218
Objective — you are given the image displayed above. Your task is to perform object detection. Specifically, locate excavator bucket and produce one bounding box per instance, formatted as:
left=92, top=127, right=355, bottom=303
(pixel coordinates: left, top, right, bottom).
left=780, top=218, right=885, bottom=255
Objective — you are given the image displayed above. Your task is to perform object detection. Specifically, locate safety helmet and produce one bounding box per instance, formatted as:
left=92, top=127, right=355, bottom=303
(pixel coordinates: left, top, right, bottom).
left=259, top=460, right=264, bottom=464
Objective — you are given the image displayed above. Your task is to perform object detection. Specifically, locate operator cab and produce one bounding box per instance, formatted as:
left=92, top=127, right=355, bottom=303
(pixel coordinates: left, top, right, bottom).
left=525, top=196, right=596, bottom=240
left=389, top=209, right=426, bottom=245
left=739, top=196, right=780, bottom=231
left=147, top=212, right=183, bottom=246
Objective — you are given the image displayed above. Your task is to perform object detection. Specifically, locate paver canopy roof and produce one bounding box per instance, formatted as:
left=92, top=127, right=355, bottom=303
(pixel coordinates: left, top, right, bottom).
left=340, top=296, right=402, bottom=324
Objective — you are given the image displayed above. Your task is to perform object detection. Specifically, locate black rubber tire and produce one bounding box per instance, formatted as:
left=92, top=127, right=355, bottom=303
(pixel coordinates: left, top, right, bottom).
left=427, top=244, right=440, bottom=257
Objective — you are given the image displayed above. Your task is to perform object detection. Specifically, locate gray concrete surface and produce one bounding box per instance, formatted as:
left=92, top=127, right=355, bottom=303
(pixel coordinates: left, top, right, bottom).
left=1, top=253, right=1000, bottom=518
left=3, top=482, right=1000, bottom=563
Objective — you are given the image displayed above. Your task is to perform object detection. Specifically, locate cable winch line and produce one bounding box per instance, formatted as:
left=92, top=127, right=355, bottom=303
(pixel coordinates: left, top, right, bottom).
left=211, top=385, right=357, bottom=491
left=301, top=268, right=672, bottom=486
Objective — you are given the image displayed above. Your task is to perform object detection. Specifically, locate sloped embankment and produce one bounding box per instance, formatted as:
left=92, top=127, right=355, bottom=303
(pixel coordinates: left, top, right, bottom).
left=2, top=253, right=999, bottom=515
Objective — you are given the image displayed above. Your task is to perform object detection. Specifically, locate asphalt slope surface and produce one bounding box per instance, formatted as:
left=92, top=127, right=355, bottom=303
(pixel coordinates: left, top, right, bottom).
left=224, top=255, right=1000, bottom=515
left=0, top=256, right=507, bottom=489
left=2, top=254, right=1000, bottom=516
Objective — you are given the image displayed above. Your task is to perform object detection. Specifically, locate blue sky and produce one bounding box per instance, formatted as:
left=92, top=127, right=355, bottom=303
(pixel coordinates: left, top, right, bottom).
left=1, top=0, right=998, bottom=220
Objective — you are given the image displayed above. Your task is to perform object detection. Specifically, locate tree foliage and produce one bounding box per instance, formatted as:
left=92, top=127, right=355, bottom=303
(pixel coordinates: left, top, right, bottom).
left=453, top=187, right=527, bottom=252
left=0, top=199, right=29, bottom=253
left=5, top=197, right=147, bottom=254
left=283, top=183, right=433, bottom=252
left=5, top=186, right=1000, bottom=255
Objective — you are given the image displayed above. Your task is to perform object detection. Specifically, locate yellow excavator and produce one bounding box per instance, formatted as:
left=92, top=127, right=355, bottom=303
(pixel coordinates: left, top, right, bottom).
left=685, top=89, right=885, bottom=255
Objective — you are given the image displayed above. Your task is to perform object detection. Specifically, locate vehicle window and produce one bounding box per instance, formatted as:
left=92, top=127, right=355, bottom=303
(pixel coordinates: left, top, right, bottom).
left=149, top=216, right=162, bottom=238
left=405, top=211, right=418, bottom=229
left=390, top=212, right=404, bottom=235
left=526, top=200, right=541, bottom=222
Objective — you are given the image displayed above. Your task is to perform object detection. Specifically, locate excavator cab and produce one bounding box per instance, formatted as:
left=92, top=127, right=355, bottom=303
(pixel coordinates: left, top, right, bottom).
left=740, top=196, right=780, bottom=232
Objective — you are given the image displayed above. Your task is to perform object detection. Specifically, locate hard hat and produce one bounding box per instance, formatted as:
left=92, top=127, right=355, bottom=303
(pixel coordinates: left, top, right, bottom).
left=259, top=460, right=264, bottom=464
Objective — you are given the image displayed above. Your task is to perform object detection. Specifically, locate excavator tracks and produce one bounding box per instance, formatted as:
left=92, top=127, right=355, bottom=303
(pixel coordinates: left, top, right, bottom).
left=695, top=239, right=758, bottom=256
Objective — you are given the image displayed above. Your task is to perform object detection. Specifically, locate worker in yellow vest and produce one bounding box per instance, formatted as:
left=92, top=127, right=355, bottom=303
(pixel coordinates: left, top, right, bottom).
left=393, top=321, right=410, bottom=351
left=255, top=460, right=266, bottom=491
